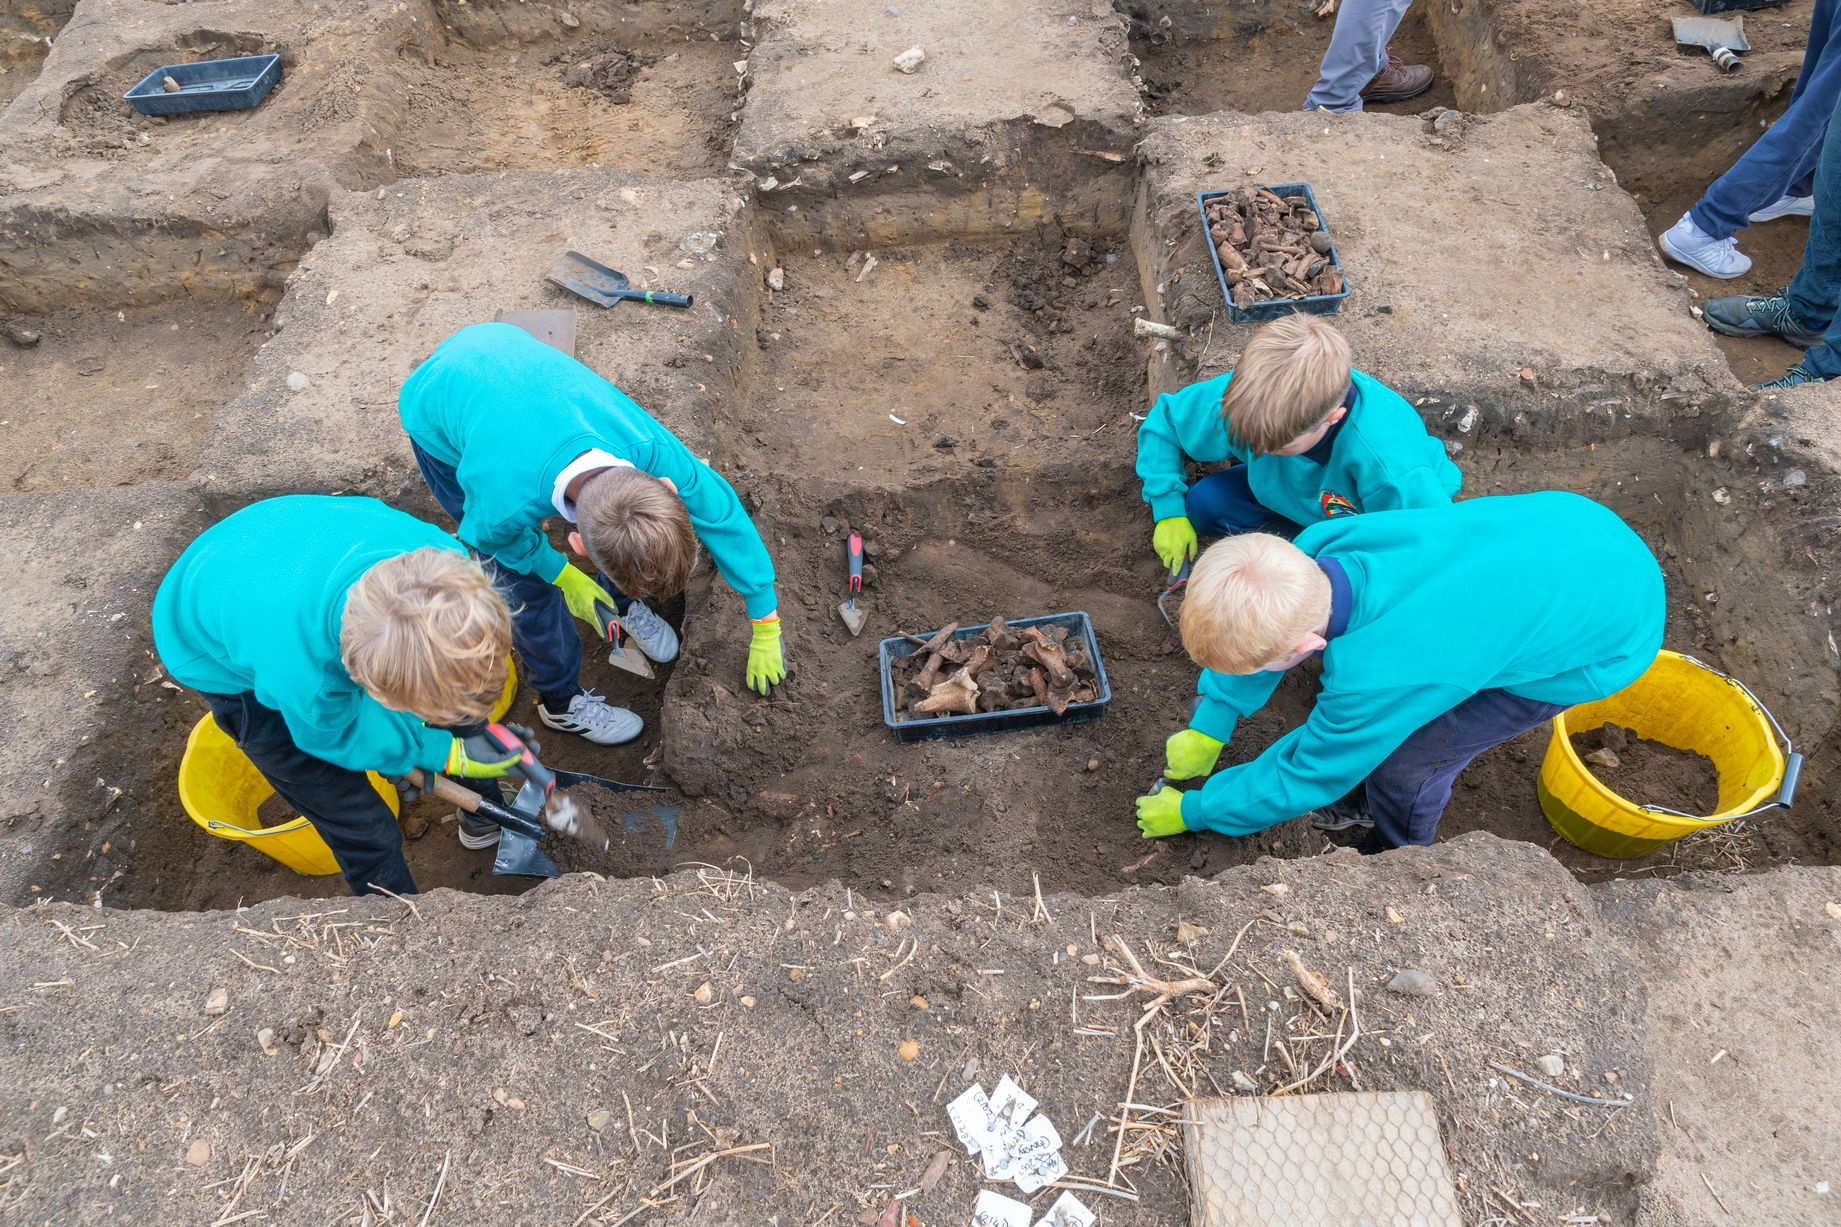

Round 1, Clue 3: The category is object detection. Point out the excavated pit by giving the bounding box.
[0,0,70,109]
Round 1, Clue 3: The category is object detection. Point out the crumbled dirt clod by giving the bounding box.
[1204,186,1342,306]
[554,45,652,104]
[1570,722,1719,815]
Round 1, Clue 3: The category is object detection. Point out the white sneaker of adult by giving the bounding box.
[1747,195,1815,224]
[1659,213,1752,279]
[617,599,680,663]
[538,689,644,746]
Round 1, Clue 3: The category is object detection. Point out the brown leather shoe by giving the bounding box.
[1360,52,1434,104]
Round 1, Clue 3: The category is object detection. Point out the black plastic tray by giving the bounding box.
[879,612,1111,744]
[1692,0,1787,12]
[122,54,282,117]
[1198,182,1350,324]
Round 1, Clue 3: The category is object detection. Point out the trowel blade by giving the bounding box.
[1672,14,1749,51]
[607,643,657,679]
[493,827,559,878]
[838,600,867,637]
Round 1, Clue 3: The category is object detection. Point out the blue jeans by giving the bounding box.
[1691,0,1841,238]
[1184,465,1301,538]
[1302,0,1414,111]
[410,442,628,707]
[201,690,416,896]
[1364,688,1568,848]
[1789,83,1841,378]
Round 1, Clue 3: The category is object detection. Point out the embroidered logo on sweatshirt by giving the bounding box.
[1319,490,1360,517]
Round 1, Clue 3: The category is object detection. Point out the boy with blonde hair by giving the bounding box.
[1134,493,1664,848]
[153,496,526,896]
[1135,313,1459,578]
[399,323,784,746]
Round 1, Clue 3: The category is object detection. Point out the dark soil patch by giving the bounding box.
[549,43,653,103]
[1571,722,1721,816]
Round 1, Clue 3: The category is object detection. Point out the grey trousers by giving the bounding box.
[1303,0,1415,112]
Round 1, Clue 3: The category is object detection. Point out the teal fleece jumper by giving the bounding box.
[1135,368,1460,525]
[1180,492,1665,836]
[399,322,778,618]
[152,496,465,778]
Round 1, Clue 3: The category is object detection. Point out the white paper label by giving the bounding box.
[947,1084,999,1156]
[1035,1191,1096,1227]
[970,1189,1033,1227]
[989,1075,1039,1132]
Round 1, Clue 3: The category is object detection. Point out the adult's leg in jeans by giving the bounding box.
[1183,466,1304,538]
[201,691,416,896]
[1690,0,1841,238]
[1364,689,1569,848]
[1789,87,1841,377]
[1302,0,1414,112]
[409,441,586,706]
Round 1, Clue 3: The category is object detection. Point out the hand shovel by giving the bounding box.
[1672,14,1749,71]
[837,532,867,636]
[592,596,656,679]
[547,250,695,310]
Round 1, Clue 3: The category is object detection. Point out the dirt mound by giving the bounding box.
[551,44,653,104]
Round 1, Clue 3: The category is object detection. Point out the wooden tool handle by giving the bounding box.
[408,769,484,813]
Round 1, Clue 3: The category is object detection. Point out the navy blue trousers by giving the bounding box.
[1691,0,1841,238]
[1364,688,1568,848]
[1184,465,1301,538]
[201,691,416,897]
[411,442,630,708]
[1790,84,1841,377]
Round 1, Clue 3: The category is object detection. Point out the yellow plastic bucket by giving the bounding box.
[177,659,520,874]
[1537,650,1799,858]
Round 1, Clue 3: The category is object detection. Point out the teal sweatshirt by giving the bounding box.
[1135,368,1461,525]
[152,496,463,778]
[1181,492,1665,836]
[399,322,778,619]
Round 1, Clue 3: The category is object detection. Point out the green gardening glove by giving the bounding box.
[1164,728,1225,780]
[555,563,619,640]
[1152,515,1198,577]
[444,727,524,779]
[1135,786,1187,839]
[746,616,786,695]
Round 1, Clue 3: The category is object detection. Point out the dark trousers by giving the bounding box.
[1184,465,1302,539]
[410,441,630,709]
[201,691,415,897]
[1692,0,1841,238]
[1363,688,1568,848]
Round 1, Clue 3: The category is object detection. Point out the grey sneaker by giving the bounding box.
[457,813,501,850]
[1703,292,1825,347]
[618,599,680,663]
[538,688,644,745]
[1311,795,1374,832]
[1748,194,1814,223]
[1753,364,1825,391]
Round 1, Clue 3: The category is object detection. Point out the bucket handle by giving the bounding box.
[1639,654,1802,822]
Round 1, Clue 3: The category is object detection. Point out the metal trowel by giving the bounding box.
[591,595,656,679]
[837,532,867,636]
[1673,14,1749,71]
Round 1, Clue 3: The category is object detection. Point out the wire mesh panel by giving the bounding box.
[1185,1092,1462,1227]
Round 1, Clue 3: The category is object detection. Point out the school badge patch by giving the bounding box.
[1319,490,1359,517]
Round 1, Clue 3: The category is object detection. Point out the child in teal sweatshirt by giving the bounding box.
[1136,492,1665,848]
[1134,314,1460,575]
[153,496,528,895]
[399,322,784,748]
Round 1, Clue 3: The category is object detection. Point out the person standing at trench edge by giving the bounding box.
[1301,0,1437,112]
[1133,493,1665,850]
[398,322,786,753]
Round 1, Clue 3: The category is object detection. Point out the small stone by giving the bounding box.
[560,10,580,26]
[891,46,926,74]
[1584,747,1620,769]
[1174,921,1209,944]
[1712,488,1731,505]
[1309,232,1334,255]
[1826,902,1841,920]
[1784,468,1807,487]
[1384,906,1404,924]
[162,75,182,93]
[185,1140,210,1166]
[971,295,990,311]
[587,1107,612,1131]
[256,1027,279,1056]
[285,371,310,393]
[1086,757,1101,772]
[766,267,785,291]
[1287,921,1311,937]
[202,987,228,1016]
[1536,1053,1566,1078]
[740,995,757,1008]
[1230,1070,1257,1091]
[787,967,803,982]
[1385,969,1438,996]
[910,994,928,1010]
[897,1039,920,1061]
[692,981,714,1005]
[1080,953,1100,966]
[1259,883,1290,897]
[884,909,911,933]
[1,321,41,347]
[1519,367,1537,385]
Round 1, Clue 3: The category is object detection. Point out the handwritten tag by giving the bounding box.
[1013,1143,1069,1196]
[947,1084,999,1155]
[1036,1191,1096,1227]
[970,1189,1033,1227]
[989,1075,1038,1132]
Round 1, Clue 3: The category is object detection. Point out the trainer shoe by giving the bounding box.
[1659,213,1751,278]
[1359,52,1434,104]
[618,599,680,663]
[538,688,644,746]
[1747,195,1815,224]
[1753,365,1825,390]
[457,813,502,850]
[1310,794,1375,832]
[1702,291,1825,347]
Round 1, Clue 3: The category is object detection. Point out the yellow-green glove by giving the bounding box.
[746,616,786,695]
[555,563,619,640]
[1152,515,1198,577]
[1164,728,1225,780]
[444,727,523,779]
[1135,786,1187,838]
